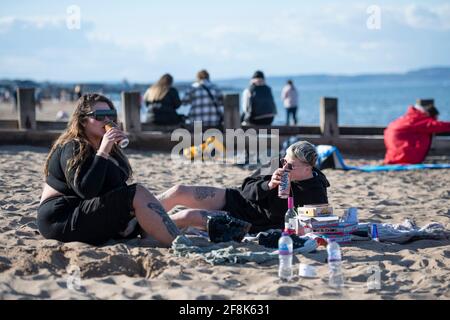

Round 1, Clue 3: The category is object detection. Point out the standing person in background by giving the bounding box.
[384,101,450,164]
[143,74,182,125]
[241,71,277,125]
[74,85,83,101]
[12,86,18,112]
[182,70,224,127]
[281,80,298,125]
[35,88,43,111]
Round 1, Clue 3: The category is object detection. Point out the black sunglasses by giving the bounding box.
[280,158,293,170]
[85,110,118,122]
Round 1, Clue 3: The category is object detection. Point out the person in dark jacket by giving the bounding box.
[38,93,181,246]
[158,140,330,234]
[143,73,182,125]
[241,70,277,125]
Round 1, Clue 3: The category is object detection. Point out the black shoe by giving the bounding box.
[206,215,252,243]
[258,230,308,249]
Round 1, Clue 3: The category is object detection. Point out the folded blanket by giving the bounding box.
[171,233,317,265]
[351,219,449,243]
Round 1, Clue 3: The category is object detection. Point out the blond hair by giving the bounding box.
[145,74,173,102]
[286,141,317,167]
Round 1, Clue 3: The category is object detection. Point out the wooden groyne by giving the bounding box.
[0,89,449,157]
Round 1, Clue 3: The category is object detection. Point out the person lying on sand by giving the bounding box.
[158,141,330,241]
[37,94,180,247]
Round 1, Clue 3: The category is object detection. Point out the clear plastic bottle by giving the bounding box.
[327,239,344,288]
[278,232,293,281]
[284,197,297,235]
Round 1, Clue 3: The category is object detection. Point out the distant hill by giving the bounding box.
[1,66,449,93]
[265,66,450,84]
[406,67,450,78]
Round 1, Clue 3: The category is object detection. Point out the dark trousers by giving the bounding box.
[249,117,274,125]
[286,107,297,125]
[241,113,274,125]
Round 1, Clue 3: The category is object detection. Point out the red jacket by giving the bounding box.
[384,106,450,164]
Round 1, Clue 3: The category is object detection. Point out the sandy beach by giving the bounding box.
[0,144,449,300]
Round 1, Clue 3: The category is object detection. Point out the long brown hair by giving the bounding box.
[43,93,133,181]
[145,73,173,102]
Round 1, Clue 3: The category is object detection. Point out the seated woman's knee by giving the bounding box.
[171,184,189,197]
[133,184,155,205]
[135,183,146,196]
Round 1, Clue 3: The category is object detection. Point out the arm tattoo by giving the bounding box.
[194,187,216,201]
[147,202,180,238]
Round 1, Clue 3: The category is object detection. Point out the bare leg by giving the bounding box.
[132,184,180,247]
[170,209,227,230]
[157,185,226,212]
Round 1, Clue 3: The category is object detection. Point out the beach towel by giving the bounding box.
[316,144,450,172]
[281,136,450,171]
[171,233,317,265]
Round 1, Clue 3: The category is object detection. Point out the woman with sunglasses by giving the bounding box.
[37,93,180,246]
[158,140,330,236]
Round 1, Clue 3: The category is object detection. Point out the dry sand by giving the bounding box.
[0,100,78,122]
[0,144,449,300]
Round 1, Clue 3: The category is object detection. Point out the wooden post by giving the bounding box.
[17,87,36,130]
[121,91,141,132]
[320,97,338,137]
[416,99,434,107]
[223,93,240,130]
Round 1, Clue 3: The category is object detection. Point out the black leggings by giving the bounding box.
[37,184,138,245]
[286,107,297,125]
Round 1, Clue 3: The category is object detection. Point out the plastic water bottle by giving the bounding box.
[278,232,293,281]
[284,197,297,235]
[327,239,344,288]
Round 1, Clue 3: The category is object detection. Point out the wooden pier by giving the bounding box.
[0,88,449,157]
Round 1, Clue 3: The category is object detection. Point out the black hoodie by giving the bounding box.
[237,167,330,230]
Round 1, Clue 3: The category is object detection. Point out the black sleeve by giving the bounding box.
[60,141,110,199]
[171,88,182,109]
[302,187,328,205]
[239,173,275,201]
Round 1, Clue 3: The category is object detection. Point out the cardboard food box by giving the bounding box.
[297,204,333,217]
[296,208,358,244]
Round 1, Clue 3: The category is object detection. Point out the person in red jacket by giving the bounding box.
[384,103,450,164]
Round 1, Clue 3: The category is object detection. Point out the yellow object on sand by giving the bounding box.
[183,137,225,160]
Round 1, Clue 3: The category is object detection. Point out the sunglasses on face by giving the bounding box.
[85,109,118,122]
[280,158,309,170]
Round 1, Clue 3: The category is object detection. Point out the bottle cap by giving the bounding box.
[287,197,294,209]
[371,223,379,241]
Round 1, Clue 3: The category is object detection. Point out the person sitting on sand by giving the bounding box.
[241,70,277,125]
[158,141,330,238]
[143,73,182,125]
[182,69,224,127]
[384,101,450,164]
[37,93,181,246]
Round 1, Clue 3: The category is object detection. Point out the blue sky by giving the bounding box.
[1,0,450,82]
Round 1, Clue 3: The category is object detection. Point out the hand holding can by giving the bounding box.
[104,121,129,149]
[278,163,292,199]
